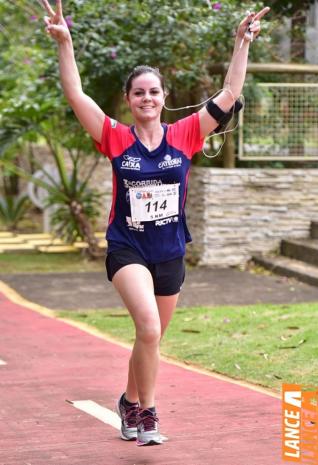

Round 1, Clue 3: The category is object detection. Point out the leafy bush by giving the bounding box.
[0,194,31,231]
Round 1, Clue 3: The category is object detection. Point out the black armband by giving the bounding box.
[206,99,243,133]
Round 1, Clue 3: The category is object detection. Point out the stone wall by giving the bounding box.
[186,167,318,267]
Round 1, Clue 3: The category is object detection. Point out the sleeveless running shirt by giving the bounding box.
[95,113,204,263]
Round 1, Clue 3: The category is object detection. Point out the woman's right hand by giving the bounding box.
[41,0,70,43]
[40,0,105,144]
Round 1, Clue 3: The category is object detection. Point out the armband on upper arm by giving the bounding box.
[206,99,243,133]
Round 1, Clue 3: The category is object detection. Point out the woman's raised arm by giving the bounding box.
[199,7,270,138]
[41,0,105,143]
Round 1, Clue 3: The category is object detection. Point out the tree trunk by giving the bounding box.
[222,128,236,168]
[291,13,307,62]
[2,158,20,196]
[70,200,104,259]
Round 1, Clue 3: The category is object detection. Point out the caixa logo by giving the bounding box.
[121,154,141,170]
[158,154,182,169]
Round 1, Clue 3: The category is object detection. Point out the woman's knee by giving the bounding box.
[136,321,161,344]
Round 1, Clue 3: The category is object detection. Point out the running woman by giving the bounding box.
[40,0,270,446]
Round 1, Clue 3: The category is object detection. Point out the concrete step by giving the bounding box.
[310,221,318,239]
[281,239,318,266]
[0,232,106,254]
[252,254,318,287]
[0,243,36,253]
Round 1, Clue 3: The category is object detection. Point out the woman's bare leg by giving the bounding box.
[124,293,180,403]
[112,264,161,409]
[156,293,180,337]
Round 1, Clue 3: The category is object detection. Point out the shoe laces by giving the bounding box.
[124,404,139,427]
[137,409,159,431]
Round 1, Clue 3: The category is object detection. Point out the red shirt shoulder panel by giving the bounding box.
[94,116,135,160]
[166,113,204,159]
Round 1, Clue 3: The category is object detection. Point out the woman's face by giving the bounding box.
[126,72,165,123]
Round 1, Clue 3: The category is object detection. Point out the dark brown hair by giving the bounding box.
[124,65,166,95]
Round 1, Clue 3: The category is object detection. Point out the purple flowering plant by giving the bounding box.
[212,2,222,10]
[65,15,73,29]
[110,48,117,60]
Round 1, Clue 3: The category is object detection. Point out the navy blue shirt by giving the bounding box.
[95,113,204,263]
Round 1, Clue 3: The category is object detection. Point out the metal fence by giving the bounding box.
[239,83,318,160]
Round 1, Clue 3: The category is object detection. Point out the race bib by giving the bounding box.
[129,183,180,222]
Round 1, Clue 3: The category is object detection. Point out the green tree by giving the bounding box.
[0,1,104,255]
[1,0,272,234]
[62,0,270,116]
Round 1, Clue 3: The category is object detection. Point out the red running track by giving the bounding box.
[0,286,281,465]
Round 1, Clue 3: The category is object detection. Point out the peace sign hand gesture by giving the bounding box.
[41,0,70,43]
[236,7,270,44]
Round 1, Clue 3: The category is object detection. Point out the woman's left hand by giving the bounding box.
[236,6,270,43]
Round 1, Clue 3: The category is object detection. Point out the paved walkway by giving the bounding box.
[2,265,318,311]
[0,283,281,465]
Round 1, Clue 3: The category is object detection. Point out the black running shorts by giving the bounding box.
[105,247,185,296]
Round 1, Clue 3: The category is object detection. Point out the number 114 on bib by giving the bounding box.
[129,183,180,222]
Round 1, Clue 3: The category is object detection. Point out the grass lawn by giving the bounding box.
[0,252,105,273]
[58,302,318,394]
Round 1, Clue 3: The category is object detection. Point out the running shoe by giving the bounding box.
[136,408,163,446]
[116,393,139,441]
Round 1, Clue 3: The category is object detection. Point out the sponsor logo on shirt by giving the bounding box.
[123,179,163,189]
[155,216,179,227]
[126,216,144,232]
[110,118,117,128]
[158,154,182,170]
[121,154,141,171]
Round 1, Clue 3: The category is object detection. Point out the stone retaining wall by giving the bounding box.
[186,167,318,267]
